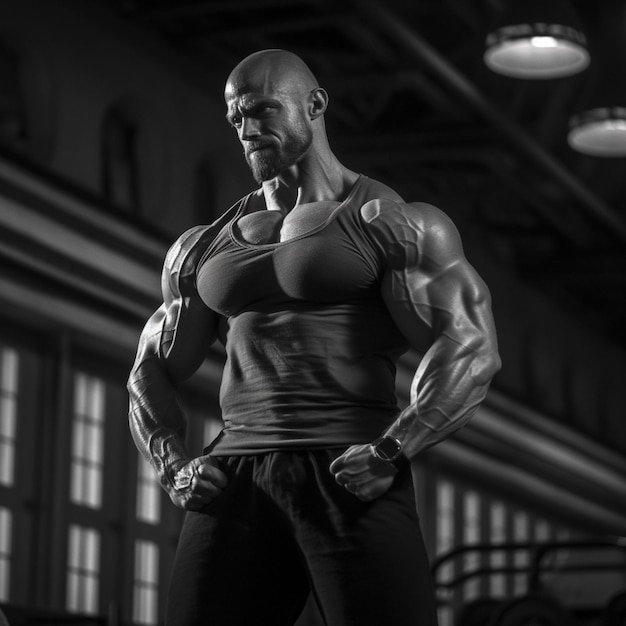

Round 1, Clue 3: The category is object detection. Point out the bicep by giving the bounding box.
[376,203,494,352]
[132,240,219,386]
[160,289,218,382]
[383,260,493,353]
[132,294,218,388]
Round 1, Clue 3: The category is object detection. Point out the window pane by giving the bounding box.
[463,491,481,601]
[0,443,14,487]
[436,479,455,585]
[133,541,159,625]
[136,456,160,525]
[70,373,105,509]
[66,572,80,611]
[87,423,104,463]
[73,372,88,414]
[0,45,28,148]
[86,466,102,509]
[0,348,19,487]
[0,397,16,437]
[83,576,98,612]
[1,349,18,392]
[71,420,85,458]
[535,519,551,542]
[84,529,100,572]
[513,511,530,595]
[436,480,455,555]
[435,479,455,621]
[102,109,141,214]
[489,501,507,597]
[0,507,12,601]
[438,606,454,626]
[66,525,100,615]
[87,378,105,423]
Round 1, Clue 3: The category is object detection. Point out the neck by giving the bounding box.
[261,149,358,215]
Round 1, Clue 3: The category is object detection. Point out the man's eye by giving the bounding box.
[231,116,242,128]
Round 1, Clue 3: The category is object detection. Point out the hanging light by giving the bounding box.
[484,1,590,79]
[567,3,626,157]
[568,108,626,157]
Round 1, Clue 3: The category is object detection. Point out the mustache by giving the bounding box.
[245,141,274,156]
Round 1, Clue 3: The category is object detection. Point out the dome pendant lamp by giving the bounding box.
[567,2,626,157]
[484,0,590,79]
[568,108,626,157]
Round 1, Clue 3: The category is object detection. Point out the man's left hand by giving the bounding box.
[330,444,399,502]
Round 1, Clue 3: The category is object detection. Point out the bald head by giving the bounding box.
[225,49,319,101]
[224,50,331,184]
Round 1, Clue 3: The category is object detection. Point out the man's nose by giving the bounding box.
[240,117,261,141]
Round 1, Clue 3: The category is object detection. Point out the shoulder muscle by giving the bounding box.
[162,200,243,303]
[162,225,213,304]
[360,199,463,273]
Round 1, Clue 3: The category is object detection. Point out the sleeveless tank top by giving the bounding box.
[196,175,409,454]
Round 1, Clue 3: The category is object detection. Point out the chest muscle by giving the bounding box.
[235,201,341,244]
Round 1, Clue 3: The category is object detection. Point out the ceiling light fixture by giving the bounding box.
[567,2,626,157]
[485,23,589,79]
[484,0,590,79]
[568,108,626,157]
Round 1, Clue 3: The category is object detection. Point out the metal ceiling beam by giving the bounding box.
[183,12,350,43]
[355,0,626,246]
[133,0,313,21]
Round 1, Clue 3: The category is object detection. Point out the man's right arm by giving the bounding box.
[127,226,225,509]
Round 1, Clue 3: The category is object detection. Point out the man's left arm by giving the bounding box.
[330,200,501,500]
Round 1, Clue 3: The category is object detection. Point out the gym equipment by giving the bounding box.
[458,598,502,626]
[486,593,575,626]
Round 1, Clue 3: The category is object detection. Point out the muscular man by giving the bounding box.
[128,49,500,626]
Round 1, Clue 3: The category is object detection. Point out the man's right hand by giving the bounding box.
[169,455,229,511]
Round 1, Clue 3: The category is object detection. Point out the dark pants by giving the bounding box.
[165,449,438,626]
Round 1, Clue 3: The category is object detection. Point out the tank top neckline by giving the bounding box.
[228,174,365,250]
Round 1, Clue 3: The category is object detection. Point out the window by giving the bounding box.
[463,491,481,601]
[436,480,455,626]
[136,455,160,525]
[0,507,12,601]
[133,540,159,625]
[512,511,530,596]
[0,347,18,487]
[436,479,455,555]
[535,519,551,542]
[67,525,100,615]
[101,108,141,214]
[194,156,218,224]
[0,44,27,149]
[432,475,589,625]
[100,97,166,222]
[489,501,507,597]
[70,372,105,509]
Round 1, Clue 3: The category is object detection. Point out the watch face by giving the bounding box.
[375,436,402,461]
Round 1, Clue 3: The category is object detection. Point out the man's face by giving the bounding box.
[225,84,313,184]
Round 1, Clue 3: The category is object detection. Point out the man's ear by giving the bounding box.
[309,87,328,120]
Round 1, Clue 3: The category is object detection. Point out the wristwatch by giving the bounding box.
[172,463,195,491]
[371,436,407,470]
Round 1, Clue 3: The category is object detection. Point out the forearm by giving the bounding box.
[385,335,500,459]
[128,224,221,495]
[128,355,191,492]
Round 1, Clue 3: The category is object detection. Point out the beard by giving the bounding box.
[245,126,313,184]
